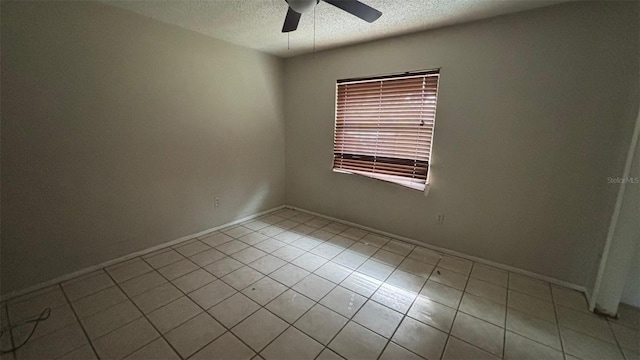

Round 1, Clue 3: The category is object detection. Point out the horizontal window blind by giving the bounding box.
[333,71,440,191]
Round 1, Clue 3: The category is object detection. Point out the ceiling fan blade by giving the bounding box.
[282,7,302,32]
[323,0,381,23]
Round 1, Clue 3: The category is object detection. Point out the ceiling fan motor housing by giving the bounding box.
[286,0,319,14]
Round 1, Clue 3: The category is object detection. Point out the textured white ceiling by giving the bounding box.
[104,0,564,57]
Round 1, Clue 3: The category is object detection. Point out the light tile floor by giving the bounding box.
[1,208,639,360]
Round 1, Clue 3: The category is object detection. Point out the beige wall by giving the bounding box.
[1,1,285,295]
[284,1,639,287]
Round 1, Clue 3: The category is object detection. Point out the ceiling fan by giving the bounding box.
[282,0,382,33]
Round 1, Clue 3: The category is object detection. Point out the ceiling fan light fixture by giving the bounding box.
[285,0,318,14]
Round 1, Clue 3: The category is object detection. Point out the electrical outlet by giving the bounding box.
[214,197,220,207]
[436,213,445,223]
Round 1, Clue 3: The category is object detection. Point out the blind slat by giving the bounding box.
[335,141,432,151]
[335,162,428,178]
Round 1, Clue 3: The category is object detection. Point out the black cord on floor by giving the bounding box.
[0,308,51,354]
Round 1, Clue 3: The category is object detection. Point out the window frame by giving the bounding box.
[332,69,441,191]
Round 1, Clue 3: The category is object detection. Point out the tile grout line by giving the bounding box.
[503,289,586,358]
[71,296,143,350]
[243,231,370,358]
[65,272,137,307]
[304,241,389,359]
[284,232,495,360]
[605,320,627,360]
[436,260,473,360]
[257,231,399,359]
[368,256,507,360]
[547,287,567,360]
[376,256,442,360]
[135,237,298,357]
[437,261,546,360]
[136,219,343,359]
[136,254,262,359]
[326,236,412,349]
[555,300,634,360]
[506,276,584,359]
[101,269,188,360]
[365,262,505,359]
[348,244,475,359]
[606,313,636,359]
[202,229,343,358]
[6,286,102,360]
[503,268,510,359]
[256,233,382,360]
[57,283,101,360]
[278,248,524,357]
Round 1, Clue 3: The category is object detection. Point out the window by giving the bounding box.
[332,70,440,191]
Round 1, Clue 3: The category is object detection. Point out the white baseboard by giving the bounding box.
[286,205,589,297]
[1,205,285,302]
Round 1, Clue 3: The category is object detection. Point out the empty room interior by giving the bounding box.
[1,0,639,359]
